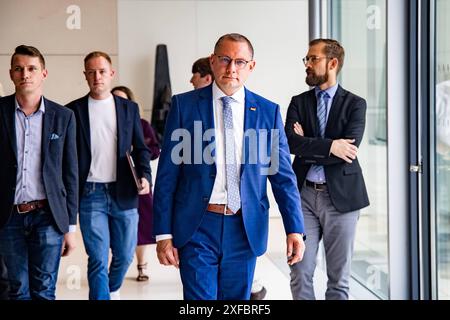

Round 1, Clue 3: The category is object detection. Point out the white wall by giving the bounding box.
[117,0,309,121]
[117,0,309,217]
[0,0,118,104]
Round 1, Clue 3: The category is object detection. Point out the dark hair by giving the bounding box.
[111,85,135,102]
[309,38,345,74]
[11,45,45,68]
[214,33,254,59]
[84,51,112,67]
[192,57,214,79]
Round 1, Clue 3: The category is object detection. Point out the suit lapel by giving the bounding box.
[2,95,18,159]
[42,98,55,163]
[196,86,216,164]
[242,88,259,176]
[325,85,344,136]
[78,94,91,150]
[307,90,319,137]
[114,95,126,155]
[197,85,214,132]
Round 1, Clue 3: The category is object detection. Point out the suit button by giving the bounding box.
[12,187,15,191]
[210,174,216,178]
[203,197,209,202]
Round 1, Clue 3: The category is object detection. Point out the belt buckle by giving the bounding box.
[314,183,325,191]
[224,205,234,216]
[17,204,30,214]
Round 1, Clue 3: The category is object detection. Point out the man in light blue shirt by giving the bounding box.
[0,45,78,300]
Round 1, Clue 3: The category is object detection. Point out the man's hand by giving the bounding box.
[138,177,150,195]
[293,122,304,136]
[330,139,358,163]
[286,233,305,266]
[156,239,179,269]
[61,232,76,257]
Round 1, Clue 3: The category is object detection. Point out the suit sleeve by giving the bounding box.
[285,96,367,166]
[268,104,305,234]
[132,104,151,182]
[152,95,182,236]
[63,110,79,226]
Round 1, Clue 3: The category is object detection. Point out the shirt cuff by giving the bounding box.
[156,234,173,242]
[68,225,77,233]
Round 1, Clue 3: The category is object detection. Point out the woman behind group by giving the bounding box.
[111,86,160,281]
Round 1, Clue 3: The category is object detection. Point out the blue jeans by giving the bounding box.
[0,207,63,300]
[79,182,138,300]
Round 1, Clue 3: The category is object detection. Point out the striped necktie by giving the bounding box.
[317,90,329,138]
[220,96,241,213]
[312,90,330,176]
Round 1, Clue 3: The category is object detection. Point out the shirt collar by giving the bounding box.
[15,96,46,114]
[212,82,245,104]
[315,83,338,100]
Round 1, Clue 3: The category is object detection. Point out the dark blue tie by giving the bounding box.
[220,96,240,213]
[317,90,329,138]
[312,90,329,176]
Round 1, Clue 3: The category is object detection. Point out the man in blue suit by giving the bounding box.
[153,33,305,300]
[0,45,78,299]
[66,51,151,300]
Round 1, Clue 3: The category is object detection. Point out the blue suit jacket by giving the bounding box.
[66,94,151,210]
[0,94,78,233]
[153,85,304,256]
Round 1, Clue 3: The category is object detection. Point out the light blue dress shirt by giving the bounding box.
[305,83,339,183]
[14,97,46,204]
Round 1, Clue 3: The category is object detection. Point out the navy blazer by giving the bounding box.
[285,85,370,212]
[153,85,304,256]
[0,94,78,233]
[66,94,151,210]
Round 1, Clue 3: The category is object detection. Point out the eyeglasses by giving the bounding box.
[302,56,329,66]
[214,54,252,69]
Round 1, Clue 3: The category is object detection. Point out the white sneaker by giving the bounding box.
[110,290,121,300]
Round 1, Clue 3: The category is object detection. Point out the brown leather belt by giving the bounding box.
[14,199,48,214]
[305,180,327,191]
[207,204,241,215]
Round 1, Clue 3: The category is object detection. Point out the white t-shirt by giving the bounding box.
[87,94,117,182]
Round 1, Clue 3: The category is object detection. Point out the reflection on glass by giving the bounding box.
[436,0,450,301]
[331,0,388,299]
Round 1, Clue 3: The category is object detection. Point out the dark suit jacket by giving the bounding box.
[285,85,370,213]
[0,94,78,233]
[66,94,151,210]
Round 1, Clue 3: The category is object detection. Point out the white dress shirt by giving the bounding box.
[156,83,246,242]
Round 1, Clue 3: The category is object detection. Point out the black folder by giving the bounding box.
[126,151,144,192]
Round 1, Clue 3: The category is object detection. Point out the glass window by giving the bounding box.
[331,0,389,299]
[435,0,450,301]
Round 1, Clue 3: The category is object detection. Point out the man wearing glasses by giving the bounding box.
[153,33,306,300]
[285,39,369,300]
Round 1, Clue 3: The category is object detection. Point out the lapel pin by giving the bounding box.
[250,107,257,111]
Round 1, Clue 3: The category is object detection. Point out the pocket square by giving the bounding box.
[50,133,60,140]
